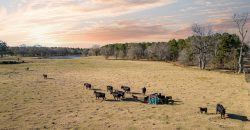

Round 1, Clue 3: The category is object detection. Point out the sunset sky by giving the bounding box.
[0,0,250,48]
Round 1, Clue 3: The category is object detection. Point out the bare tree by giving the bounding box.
[100,46,113,59]
[233,13,249,73]
[144,43,170,61]
[191,24,214,70]
[118,50,126,58]
[127,44,144,60]
[90,44,100,56]
[114,47,119,59]
[144,43,158,60]
[156,43,170,61]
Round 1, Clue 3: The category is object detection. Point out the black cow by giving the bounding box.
[142,87,146,95]
[216,104,226,119]
[144,96,149,103]
[107,85,113,92]
[199,107,208,114]
[165,96,173,104]
[121,86,131,93]
[84,83,92,89]
[111,91,123,100]
[158,93,166,104]
[93,91,106,100]
[43,74,47,79]
[114,90,125,98]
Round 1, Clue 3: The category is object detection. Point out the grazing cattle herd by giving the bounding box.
[82,82,227,119]
[37,70,228,120]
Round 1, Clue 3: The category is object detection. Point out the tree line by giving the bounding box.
[0,42,90,57]
[100,31,248,71]
[10,46,90,57]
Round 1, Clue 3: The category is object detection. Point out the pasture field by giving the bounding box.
[0,56,249,130]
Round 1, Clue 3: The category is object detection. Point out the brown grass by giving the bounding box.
[0,56,249,130]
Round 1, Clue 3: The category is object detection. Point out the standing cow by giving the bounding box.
[93,91,106,100]
[216,104,226,119]
[121,86,131,93]
[43,74,47,79]
[84,83,92,89]
[107,85,113,92]
[142,87,146,95]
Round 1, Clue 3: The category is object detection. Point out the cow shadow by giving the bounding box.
[105,99,122,102]
[131,92,142,95]
[160,99,183,105]
[46,78,55,80]
[159,102,182,105]
[91,88,102,91]
[169,102,182,105]
[227,113,249,121]
[105,98,144,103]
[122,98,144,103]
[26,70,35,71]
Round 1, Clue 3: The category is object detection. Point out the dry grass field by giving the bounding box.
[0,56,250,130]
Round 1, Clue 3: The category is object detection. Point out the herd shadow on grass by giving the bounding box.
[105,97,182,105]
[105,98,143,103]
[105,97,146,103]
[104,93,182,105]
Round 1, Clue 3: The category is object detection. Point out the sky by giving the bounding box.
[0,0,250,48]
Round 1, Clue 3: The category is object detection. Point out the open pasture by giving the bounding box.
[0,56,249,130]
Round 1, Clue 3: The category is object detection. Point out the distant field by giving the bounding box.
[0,56,249,130]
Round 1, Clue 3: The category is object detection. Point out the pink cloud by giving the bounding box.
[0,0,176,47]
[0,0,249,48]
[59,20,170,45]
